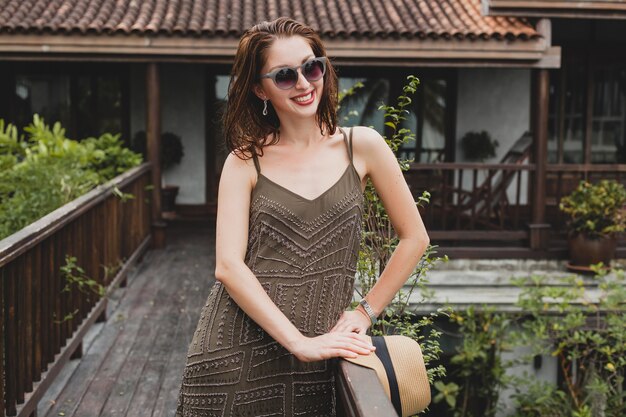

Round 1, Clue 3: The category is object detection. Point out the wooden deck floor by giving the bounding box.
[38,219,214,417]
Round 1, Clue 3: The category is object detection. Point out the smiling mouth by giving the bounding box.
[292,91,314,103]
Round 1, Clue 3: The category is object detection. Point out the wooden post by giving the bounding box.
[146,62,167,248]
[529,68,551,250]
[205,71,218,212]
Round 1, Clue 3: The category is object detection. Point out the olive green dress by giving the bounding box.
[176,128,363,417]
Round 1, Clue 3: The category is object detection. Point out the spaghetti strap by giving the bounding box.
[349,127,354,163]
[251,150,261,174]
[340,127,354,163]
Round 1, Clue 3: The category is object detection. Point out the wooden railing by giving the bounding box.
[336,360,398,416]
[406,162,535,240]
[0,163,152,417]
[403,162,626,256]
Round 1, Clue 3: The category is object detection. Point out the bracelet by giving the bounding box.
[359,298,378,325]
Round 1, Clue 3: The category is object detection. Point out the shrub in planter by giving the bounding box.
[0,115,142,240]
[460,131,499,162]
[559,180,626,269]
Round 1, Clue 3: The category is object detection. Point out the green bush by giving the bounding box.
[0,115,142,240]
[559,180,626,238]
[511,270,626,417]
[433,307,510,417]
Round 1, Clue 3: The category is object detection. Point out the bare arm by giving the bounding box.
[214,152,375,361]
[331,127,429,333]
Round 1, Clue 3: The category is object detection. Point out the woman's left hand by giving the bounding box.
[329,309,371,334]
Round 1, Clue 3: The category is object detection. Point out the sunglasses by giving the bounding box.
[259,57,327,90]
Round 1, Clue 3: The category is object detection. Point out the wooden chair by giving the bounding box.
[438,131,533,230]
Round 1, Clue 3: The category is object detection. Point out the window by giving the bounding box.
[548,52,626,164]
[338,69,454,163]
[591,65,626,163]
[5,63,128,142]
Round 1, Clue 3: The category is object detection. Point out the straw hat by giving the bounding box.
[343,335,431,417]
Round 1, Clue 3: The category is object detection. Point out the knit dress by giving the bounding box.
[176,128,363,417]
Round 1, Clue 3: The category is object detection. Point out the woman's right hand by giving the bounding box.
[288,332,376,362]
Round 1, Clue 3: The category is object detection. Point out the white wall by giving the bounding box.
[130,63,206,205]
[455,68,532,203]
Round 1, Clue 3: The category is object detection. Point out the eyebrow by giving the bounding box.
[267,55,315,73]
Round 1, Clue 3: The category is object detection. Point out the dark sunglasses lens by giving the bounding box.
[274,68,298,89]
[303,59,325,81]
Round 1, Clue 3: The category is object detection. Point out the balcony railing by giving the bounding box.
[405,162,626,256]
[0,163,152,417]
[336,360,398,416]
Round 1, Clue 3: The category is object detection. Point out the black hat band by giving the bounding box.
[372,336,402,416]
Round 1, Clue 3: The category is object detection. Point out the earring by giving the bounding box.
[262,99,268,116]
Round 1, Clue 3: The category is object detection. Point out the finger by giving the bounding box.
[333,349,359,359]
[340,342,374,355]
[346,333,376,350]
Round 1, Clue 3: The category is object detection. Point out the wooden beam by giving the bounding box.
[146,62,166,248]
[530,69,550,250]
[430,230,529,241]
[205,71,218,205]
[0,34,562,68]
[484,0,626,18]
[437,246,568,259]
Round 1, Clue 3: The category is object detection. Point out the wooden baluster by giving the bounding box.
[515,169,522,229]
[61,225,71,348]
[456,169,464,229]
[484,168,493,227]
[43,238,53,367]
[33,245,42,382]
[5,263,17,416]
[470,169,478,229]
[71,218,80,337]
[441,169,449,230]
[53,232,61,356]
[23,253,34,393]
[16,257,26,404]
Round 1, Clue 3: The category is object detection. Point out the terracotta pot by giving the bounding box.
[568,233,617,267]
[161,185,179,213]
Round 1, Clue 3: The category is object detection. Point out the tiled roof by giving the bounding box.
[484,0,626,19]
[0,0,539,40]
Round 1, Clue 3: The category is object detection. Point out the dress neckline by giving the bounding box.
[255,164,354,203]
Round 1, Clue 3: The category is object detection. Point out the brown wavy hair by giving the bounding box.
[223,17,338,159]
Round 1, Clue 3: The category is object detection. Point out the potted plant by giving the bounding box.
[559,179,626,271]
[131,131,184,216]
[460,130,499,161]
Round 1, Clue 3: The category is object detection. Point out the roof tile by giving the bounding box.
[0,0,540,40]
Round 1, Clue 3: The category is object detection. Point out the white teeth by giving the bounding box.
[293,92,312,102]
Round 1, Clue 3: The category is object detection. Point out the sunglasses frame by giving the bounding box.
[259,57,327,90]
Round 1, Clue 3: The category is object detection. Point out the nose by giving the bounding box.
[294,67,311,90]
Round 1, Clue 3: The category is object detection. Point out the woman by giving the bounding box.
[176,17,429,417]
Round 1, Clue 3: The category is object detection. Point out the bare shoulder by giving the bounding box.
[352,126,385,145]
[221,150,258,189]
[349,126,393,175]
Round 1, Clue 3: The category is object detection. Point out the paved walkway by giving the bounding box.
[39,219,214,417]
